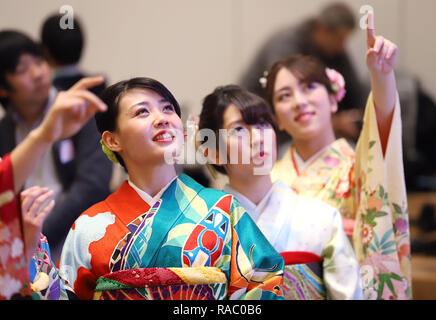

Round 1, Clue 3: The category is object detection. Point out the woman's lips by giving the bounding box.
[153,130,175,142]
[295,111,315,123]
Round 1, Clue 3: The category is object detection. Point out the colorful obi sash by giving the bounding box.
[281,252,326,300]
[93,267,228,300]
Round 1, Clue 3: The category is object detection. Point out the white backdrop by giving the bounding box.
[0,0,435,119]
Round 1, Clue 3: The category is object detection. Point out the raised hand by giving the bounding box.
[20,186,55,263]
[366,11,398,75]
[36,76,107,143]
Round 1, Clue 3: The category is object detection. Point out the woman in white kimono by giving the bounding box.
[265,13,411,299]
[198,84,362,300]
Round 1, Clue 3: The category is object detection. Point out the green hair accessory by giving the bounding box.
[100,139,119,164]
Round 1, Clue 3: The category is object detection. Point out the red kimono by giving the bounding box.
[0,154,32,299]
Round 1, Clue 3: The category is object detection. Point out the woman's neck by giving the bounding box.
[228,172,272,206]
[293,130,336,161]
[128,162,177,197]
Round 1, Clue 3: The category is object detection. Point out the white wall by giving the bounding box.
[0,0,435,118]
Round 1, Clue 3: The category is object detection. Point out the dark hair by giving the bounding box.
[265,54,334,112]
[41,14,84,65]
[95,77,181,169]
[317,2,356,31]
[0,30,44,90]
[199,84,277,175]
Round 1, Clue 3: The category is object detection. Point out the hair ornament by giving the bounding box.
[259,71,269,89]
[100,139,119,164]
[325,68,346,102]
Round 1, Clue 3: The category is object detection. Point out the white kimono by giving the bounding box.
[224,180,363,300]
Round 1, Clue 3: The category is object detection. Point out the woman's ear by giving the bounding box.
[102,130,122,153]
[329,95,338,114]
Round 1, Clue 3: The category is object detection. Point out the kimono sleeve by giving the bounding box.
[29,234,68,300]
[227,198,284,300]
[322,209,363,300]
[58,213,104,300]
[0,154,32,299]
[353,92,412,299]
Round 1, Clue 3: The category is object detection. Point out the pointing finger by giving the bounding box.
[70,76,105,92]
[366,10,376,48]
[70,90,107,114]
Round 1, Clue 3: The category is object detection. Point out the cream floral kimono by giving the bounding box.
[271,92,412,300]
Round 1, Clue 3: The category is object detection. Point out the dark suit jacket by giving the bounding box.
[0,105,112,259]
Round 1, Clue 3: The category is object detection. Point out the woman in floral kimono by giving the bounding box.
[265,13,411,299]
[58,77,284,300]
[198,84,362,299]
[0,76,106,299]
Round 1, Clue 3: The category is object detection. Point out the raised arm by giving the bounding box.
[365,11,398,155]
[10,76,107,193]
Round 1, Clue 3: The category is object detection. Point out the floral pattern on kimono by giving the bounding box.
[271,92,412,299]
[59,174,284,300]
[29,234,68,300]
[0,154,32,299]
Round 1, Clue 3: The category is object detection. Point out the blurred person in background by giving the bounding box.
[0,30,112,262]
[239,2,368,147]
[40,13,106,95]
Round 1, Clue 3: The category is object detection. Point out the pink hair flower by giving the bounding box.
[325,68,346,102]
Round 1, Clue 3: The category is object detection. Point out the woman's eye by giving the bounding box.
[306,82,317,90]
[163,104,175,112]
[135,108,149,117]
[277,92,291,102]
[259,121,270,128]
[229,126,248,136]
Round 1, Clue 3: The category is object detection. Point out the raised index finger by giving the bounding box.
[70,76,105,91]
[366,10,376,48]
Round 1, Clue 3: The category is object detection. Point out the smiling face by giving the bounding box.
[272,67,337,143]
[103,88,184,169]
[221,104,277,177]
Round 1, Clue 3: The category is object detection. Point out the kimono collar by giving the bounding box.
[291,138,351,173]
[128,176,178,208]
[223,183,274,222]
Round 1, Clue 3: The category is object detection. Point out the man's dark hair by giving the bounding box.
[317,2,356,31]
[0,30,43,90]
[41,13,84,65]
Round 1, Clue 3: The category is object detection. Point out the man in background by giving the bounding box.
[239,2,368,144]
[0,30,112,261]
[40,13,106,95]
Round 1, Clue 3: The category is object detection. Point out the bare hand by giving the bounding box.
[366,11,398,75]
[20,186,55,263]
[37,76,107,143]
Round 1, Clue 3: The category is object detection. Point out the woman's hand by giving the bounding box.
[364,11,398,156]
[366,11,398,76]
[20,186,55,264]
